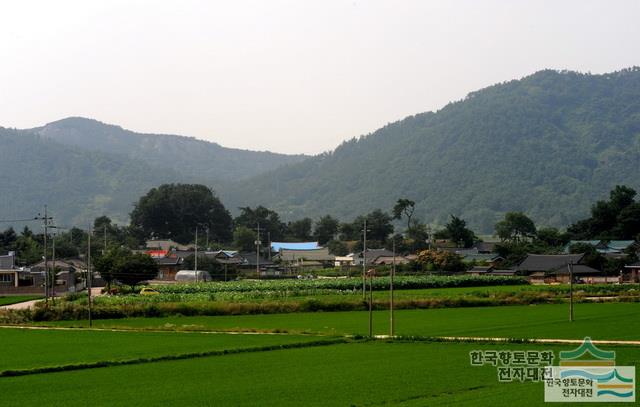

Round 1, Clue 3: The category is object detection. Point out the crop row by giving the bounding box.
[152,275,528,294]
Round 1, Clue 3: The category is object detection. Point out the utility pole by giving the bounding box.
[103,224,107,254]
[87,228,92,328]
[194,226,199,283]
[362,219,367,299]
[390,239,395,337]
[568,261,574,322]
[426,225,432,250]
[368,269,373,337]
[267,231,271,261]
[43,205,49,305]
[51,231,56,303]
[255,223,261,279]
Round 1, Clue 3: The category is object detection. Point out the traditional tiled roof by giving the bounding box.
[277,248,335,262]
[551,264,603,275]
[517,253,585,272]
[606,240,635,251]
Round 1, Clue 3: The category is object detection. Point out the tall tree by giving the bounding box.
[392,199,416,231]
[357,209,394,242]
[233,226,257,252]
[568,185,638,239]
[96,247,158,289]
[313,215,339,245]
[130,184,233,244]
[286,218,313,241]
[438,215,476,248]
[495,212,537,243]
[234,206,286,241]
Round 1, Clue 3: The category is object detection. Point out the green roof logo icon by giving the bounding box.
[559,337,616,366]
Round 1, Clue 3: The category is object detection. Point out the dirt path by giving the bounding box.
[0,287,103,311]
[0,299,43,310]
[374,335,640,346]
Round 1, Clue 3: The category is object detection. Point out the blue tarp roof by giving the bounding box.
[270,242,319,251]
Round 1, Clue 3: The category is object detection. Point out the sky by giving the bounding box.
[1,1,639,155]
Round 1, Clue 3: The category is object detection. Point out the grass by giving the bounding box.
[37,301,640,340]
[0,327,324,371]
[0,296,41,306]
[1,340,638,406]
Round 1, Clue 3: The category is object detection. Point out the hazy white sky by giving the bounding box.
[1,1,639,154]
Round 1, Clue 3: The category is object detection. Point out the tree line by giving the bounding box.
[3,183,640,274]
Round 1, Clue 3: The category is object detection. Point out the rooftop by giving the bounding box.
[271,242,320,251]
[517,253,585,272]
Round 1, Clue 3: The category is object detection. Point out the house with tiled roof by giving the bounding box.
[517,253,606,284]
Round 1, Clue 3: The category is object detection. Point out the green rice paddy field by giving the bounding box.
[0,336,638,406]
[41,302,640,340]
[3,301,639,405]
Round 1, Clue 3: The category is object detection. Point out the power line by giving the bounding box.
[0,217,40,223]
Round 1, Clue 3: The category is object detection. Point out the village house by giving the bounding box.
[0,252,21,292]
[517,253,608,284]
[30,259,83,293]
[353,249,395,266]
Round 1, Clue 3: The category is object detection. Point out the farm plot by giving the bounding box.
[1,340,638,406]
[39,301,640,341]
[0,327,327,372]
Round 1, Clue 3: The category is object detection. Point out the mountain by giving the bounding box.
[0,128,184,226]
[223,68,640,232]
[33,117,306,181]
[0,119,305,227]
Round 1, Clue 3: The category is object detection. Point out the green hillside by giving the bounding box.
[222,68,640,232]
[34,117,306,181]
[0,129,186,226]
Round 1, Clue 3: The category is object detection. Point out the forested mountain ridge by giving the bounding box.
[0,128,186,226]
[33,117,307,181]
[222,68,640,232]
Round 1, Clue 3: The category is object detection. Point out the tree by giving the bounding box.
[234,206,286,241]
[439,215,476,248]
[111,251,159,289]
[568,185,638,239]
[286,218,313,241]
[615,202,640,239]
[233,226,257,252]
[327,239,348,256]
[0,227,17,252]
[314,215,339,245]
[130,184,233,244]
[495,212,536,243]
[392,199,416,231]
[535,227,569,248]
[339,222,359,241]
[360,209,394,242]
[404,223,430,252]
[94,246,130,290]
[417,249,465,272]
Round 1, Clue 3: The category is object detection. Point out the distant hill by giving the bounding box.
[0,128,184,226]
[0,118,304,227]
[33,117,306,181]
[222,68,640,232]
